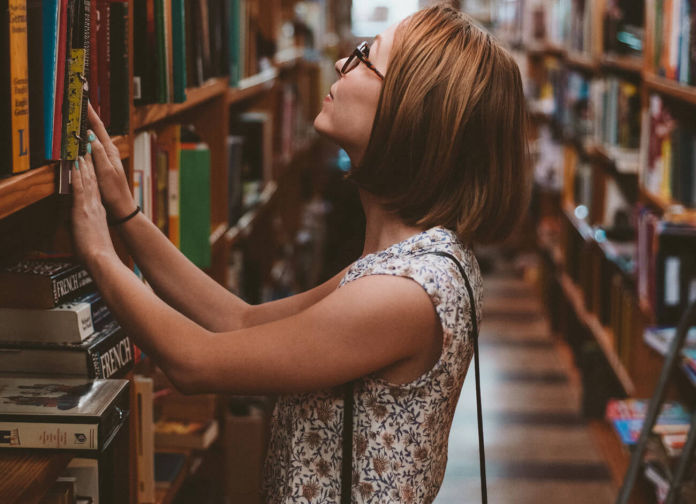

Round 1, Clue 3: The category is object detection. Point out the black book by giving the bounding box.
[27,0,44,169]
[655,223,696,325]
[0,259,93,309]
[109,0,129,132]
[0,376,129,452]
[0,320,134,378]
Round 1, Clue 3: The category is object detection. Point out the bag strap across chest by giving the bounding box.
[341,250,487,503]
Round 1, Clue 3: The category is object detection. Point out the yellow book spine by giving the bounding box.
[63,48,86,160]
[9,0,29,173]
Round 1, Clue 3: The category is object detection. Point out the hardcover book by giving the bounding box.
[0,291,111,344]
[154,418,218,450]
[0,0,31,175]
[0,376,129,452]
[0,259,93,309]
[0,320,134,378]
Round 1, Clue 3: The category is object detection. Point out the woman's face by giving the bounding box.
[313,24,396,165]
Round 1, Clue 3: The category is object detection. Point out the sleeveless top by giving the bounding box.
[263,225,483,503]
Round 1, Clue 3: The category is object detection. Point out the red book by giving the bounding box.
[51,0,69,159]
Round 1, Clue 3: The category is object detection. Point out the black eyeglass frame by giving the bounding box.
[341,41,385,80]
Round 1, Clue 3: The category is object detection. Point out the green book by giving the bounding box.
[229,0,242,86]
[171,0,186,102]
[179,143,211,269]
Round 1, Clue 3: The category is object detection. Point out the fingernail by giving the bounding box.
[88,132,96,142]
[86,143,92,154]
[74,159,80,170]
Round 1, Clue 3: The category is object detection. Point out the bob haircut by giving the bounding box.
[347,4,531,245]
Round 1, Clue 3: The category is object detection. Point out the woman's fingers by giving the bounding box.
[87,103,121,163]
[72,159,84,198]
[87,130,112,177]
[87,102,110,144]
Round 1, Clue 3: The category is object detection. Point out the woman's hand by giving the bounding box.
[87,102,137,220]
[71,155,118,264]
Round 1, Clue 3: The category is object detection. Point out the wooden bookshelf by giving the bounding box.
[0,451,73,504]
[643,72,696,106]
[132,77,229,131]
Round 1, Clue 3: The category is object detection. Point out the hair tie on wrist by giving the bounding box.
[109,206,141,227]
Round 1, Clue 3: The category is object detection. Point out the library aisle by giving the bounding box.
[437,253,617,504]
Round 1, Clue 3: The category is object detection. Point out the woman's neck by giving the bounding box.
[359,189,429,258]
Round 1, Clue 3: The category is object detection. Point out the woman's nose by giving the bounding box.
[335,58,347,77]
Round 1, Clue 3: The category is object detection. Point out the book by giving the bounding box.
[1,0,31,175]
[0,259,93,309]
[171,0,187,102]
[60,458,99,503]
[42,0,60,160]
[134,376,155,503]
[154,418,218,450]
[27,0,44,169]
[0,291,111,344]
[51,0,69,159]
[179,141,211,268]
[644,326,696,355]
[108,0,129,135]
[0,320,134,378]
[226,135,244,224]
[0,376,129,451]
[606,398,691,445]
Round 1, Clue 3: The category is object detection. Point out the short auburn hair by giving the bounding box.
[347,4,531,244]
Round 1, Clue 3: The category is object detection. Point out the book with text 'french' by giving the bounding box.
[0,320,134,379]
[1,0,30,175]
[0,376,129,452]
[0,259,93,309]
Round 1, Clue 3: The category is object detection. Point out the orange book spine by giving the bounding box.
[9,0,30,173]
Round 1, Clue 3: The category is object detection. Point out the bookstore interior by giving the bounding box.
[1,0,696,503]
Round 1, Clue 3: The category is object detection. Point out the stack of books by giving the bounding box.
[605,398,691,446]
[0,258,134,378]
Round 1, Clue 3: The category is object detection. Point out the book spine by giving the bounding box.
[8,0,30,173]
[171,0,186,102]
[88,331,133,378]
[98,0,110,128]
[27,0,44,169]
[61,0,87,160]
[134,376,155,502]
[42,0,59,160]
[167,125,181,246]
[52,0,68,159]
[49,267,93,306]
[108,1,128,134]
[0,422,98,450]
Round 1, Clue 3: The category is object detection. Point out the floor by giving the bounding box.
[436,256,617,504]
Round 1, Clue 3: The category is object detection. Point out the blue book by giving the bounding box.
[42,0,59,160]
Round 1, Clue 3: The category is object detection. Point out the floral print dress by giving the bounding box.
[263,225,483,503]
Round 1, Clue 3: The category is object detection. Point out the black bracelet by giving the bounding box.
[108,206,141,227]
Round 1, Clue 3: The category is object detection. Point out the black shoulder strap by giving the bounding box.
[341,250,487,504]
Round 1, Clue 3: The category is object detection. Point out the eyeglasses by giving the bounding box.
[341,41,385,80]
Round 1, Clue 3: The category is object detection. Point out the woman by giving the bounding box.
[71,4,529,503]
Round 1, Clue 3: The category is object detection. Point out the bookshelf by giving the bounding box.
[0,0,335,501]
[500,0,696,501]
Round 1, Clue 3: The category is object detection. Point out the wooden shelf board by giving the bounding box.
[0,451,73,504]
[273,47,304,70]
[638,187,696,220]
[565,51,600,73]
[643,72,696,106]
[558,272,636,395]
[0,165,57,220]
[133,78,229,131]
[601,54,643,75]
[228,68,278,105]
